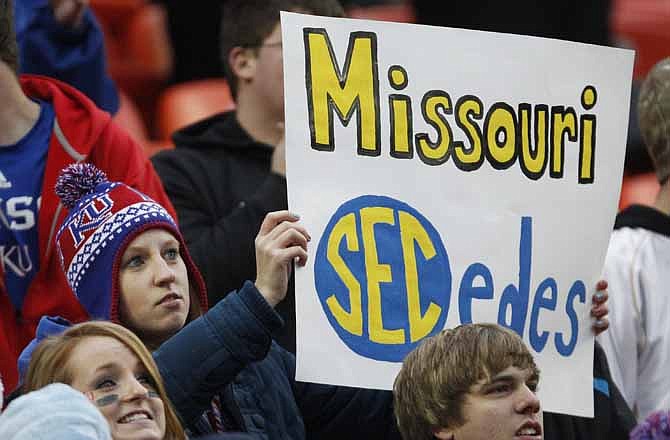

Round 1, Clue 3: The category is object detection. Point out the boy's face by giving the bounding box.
[246,22,286,119]
[118,229,190,347]
[435,366,542,440]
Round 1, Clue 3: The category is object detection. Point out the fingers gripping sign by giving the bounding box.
[254,211,311,307]
[591,279,609,335]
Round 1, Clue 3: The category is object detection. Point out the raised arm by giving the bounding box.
[16,0,119,113]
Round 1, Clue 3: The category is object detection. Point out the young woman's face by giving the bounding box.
[118,229,191,348]
[67,336,166,440]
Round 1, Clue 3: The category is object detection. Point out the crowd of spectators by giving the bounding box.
[1,0,669,439]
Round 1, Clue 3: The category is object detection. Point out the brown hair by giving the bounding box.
[0,0,19,74]
[220,0,344,97]
[638,57,670,184]
[23,321,186,440]
[393,323,540,440]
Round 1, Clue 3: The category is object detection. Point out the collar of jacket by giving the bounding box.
[615,204,670,238]
[171,110,275,162]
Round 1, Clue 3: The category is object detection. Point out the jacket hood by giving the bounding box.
[171,111,274,161]
[20,75,111,157]
[17,316,72,381]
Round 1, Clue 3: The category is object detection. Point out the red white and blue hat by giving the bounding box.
[54,163,207,322]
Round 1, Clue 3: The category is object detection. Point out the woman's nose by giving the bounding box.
[153,256,176,285]
[122,376,150,402]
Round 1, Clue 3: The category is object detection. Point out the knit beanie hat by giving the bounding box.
[629,409,670,440]
[638,57,670,183]
[54,163,207,323]
[0,383,112,440]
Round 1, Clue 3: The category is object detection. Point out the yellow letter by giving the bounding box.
[304,29,380,155]
[416,91,453,166]
[390,96,413,157]
[360,207,405,344]
[484,103,518,169]
[453,95,484,171]
[519,104,548,180]
[398,211,442,342]
[388,65,413,158]
[550,106,577,178]
[579,86,598,184]
[579,116,596,183]
[326,213,363,336]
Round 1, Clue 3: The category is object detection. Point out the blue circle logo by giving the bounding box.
[314,195,451,361]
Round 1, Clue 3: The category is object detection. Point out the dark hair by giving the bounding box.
[220,0,344,97]
[0,0,19,74]
[393,323,540,440]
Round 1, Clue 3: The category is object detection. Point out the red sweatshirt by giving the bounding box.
[0,75,176,395]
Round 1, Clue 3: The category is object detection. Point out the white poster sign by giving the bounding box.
[282,11,634,417]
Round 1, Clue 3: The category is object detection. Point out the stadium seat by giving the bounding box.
[619,172,660,210]
[113,90,149,142]
[112,91,174,157]
[155,79,235,140]
[611,0,670,79]
[91,1,173,129]
[346,1,415,23]
[90,0,145,29]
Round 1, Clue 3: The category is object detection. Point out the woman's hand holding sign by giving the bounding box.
[255,211,310,308]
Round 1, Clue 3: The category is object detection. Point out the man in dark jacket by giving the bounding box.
[151,0,346,354]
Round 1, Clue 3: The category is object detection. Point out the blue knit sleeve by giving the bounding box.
[15,0,119,114]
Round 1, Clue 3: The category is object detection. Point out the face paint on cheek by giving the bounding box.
[95,394,120,407]
[91,390,160,407]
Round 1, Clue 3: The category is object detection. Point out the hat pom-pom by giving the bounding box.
[55,164,108,209]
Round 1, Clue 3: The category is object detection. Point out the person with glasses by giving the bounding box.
[151,0,346,354]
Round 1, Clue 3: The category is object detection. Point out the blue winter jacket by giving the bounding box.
[14,0,119,113]
[155,281,401,439]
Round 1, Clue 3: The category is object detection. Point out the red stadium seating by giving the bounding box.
[619,172,660,210]
[91,1,173,130]
[113,90,149,141]
[89,0,144,29]
[346,1,415,23]
[113,91,174,157]
[611,0,670,80]
[155,79,235,141]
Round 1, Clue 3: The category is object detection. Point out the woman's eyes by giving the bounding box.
[94,375,156,392]
[123,246,180,268]
[125,256,144,268]
[94,378,117,390]
[137,374,158,390]
[164,247,180,260]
